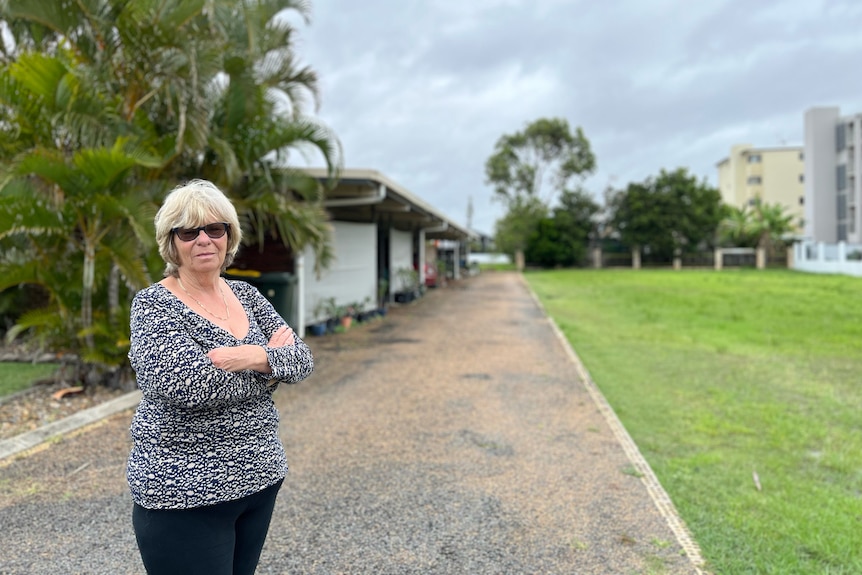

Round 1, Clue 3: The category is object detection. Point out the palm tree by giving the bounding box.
[191,0,342,272]
[750,199,795,252]
[0,0,341,384]
[0,26,161,380]
[719,205,757,247]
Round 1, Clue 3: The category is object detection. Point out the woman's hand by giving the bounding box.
[268,326,295,348]
[207,326,295,373]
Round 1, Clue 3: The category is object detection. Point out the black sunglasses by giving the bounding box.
[172,223,230,242]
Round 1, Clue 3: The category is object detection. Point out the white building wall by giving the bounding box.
[805,107,840,242]
[848,116,862,243]
[390,229,414,292]
[303,221,377,323]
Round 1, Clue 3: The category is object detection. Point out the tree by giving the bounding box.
[186,0,342,272]
[606,168,723,260]
[749,199,795,252]
[524,187,600,268]
[0,0,341,386]
[493,195,547,262]
[718,205,757,247]
[0,31,161,383]
[486,118,595,265]
[552,187,601,265]
[718,201,796,251]
[485,117,596,206]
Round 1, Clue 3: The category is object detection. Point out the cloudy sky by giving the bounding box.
[289,0,862,235]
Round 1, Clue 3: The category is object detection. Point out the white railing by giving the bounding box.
[793,240,862,277]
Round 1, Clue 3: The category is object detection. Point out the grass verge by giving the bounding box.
[0,363,59,399]
[526,269,862,575]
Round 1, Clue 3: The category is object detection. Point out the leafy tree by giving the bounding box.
[524,187,600,268]
[0,0,340,386]
[486,118,595,262]
[493,196,547,261]
[485,117,596,205]
[750,199,795,251]
[524,218,566,268]
[718,205,757,247]
[553,187,601,265]
[0,29,161,383]
[606,168,723,259]
[718,200,796,251]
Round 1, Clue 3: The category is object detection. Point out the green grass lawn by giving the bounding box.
[0,363,59,398]
[526,269,862,575]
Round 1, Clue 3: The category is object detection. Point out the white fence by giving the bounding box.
[792,240,862,277]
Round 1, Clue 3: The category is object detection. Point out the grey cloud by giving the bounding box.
[295,0,862,234]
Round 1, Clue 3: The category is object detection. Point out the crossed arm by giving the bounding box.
[206,326,295,373]
[129,284,313,409]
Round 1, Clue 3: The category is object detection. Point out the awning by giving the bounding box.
[303,168,476,242]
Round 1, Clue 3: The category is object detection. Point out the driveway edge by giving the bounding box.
[0,389,141,461]
[520,274,707,574]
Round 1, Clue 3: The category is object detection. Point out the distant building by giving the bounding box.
[716,144,805,230]
[804,106,862,243]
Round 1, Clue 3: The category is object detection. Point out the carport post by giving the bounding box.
[419,229,427,287]
[453,242,460,280]
[295,253,306,338]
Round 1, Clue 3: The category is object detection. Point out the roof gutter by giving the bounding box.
[324,183,386,207]
[423,221,449,234]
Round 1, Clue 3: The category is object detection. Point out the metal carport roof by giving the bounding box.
[303,168,475,242]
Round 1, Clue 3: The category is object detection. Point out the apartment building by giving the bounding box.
[716,144,805,230]
[804,106,862,243]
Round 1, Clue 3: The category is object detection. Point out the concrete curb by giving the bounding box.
[519,274,707,574]
[0,389,141,461]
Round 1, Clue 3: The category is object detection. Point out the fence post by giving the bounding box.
[632,248,641,270]
[592,246,602,269]
[786,245,794,269]
[515,250,525,272]
[714,248,723,271]
[673,250,681,270]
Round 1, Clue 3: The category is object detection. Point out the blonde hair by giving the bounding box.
[155,179,243,277]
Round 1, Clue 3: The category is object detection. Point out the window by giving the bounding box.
[747,176,762,185]
[799,151,804,161]
[837,164,847,191]
[747,154,762,163]
[799,174,804,183]
[837,124,847,151]
[851,206,857,234]
[838,194,847,219]
[799,196,804,205]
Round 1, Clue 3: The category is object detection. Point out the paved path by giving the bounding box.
[0,272,703,574]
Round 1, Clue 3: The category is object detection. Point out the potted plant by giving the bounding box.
[377,278,389,316]
[310,297,334,336]
[357,296,375,322]
[338,304,352,329]
[394,267,420,303]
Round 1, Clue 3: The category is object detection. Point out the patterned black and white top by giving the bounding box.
[126,279,314,510]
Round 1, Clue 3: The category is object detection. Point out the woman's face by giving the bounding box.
[173,221,229,275]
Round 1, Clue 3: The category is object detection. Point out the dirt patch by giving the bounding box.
[0,381,127,441]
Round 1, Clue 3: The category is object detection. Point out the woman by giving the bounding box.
[127,179,313,575]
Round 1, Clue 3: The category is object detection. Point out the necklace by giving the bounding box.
[177,276,230,321]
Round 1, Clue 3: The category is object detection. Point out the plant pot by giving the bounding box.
[308,323,327,336]
[339,316,352,329]
[394,291,415,303]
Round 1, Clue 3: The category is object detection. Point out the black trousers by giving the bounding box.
[132,479,283,575]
